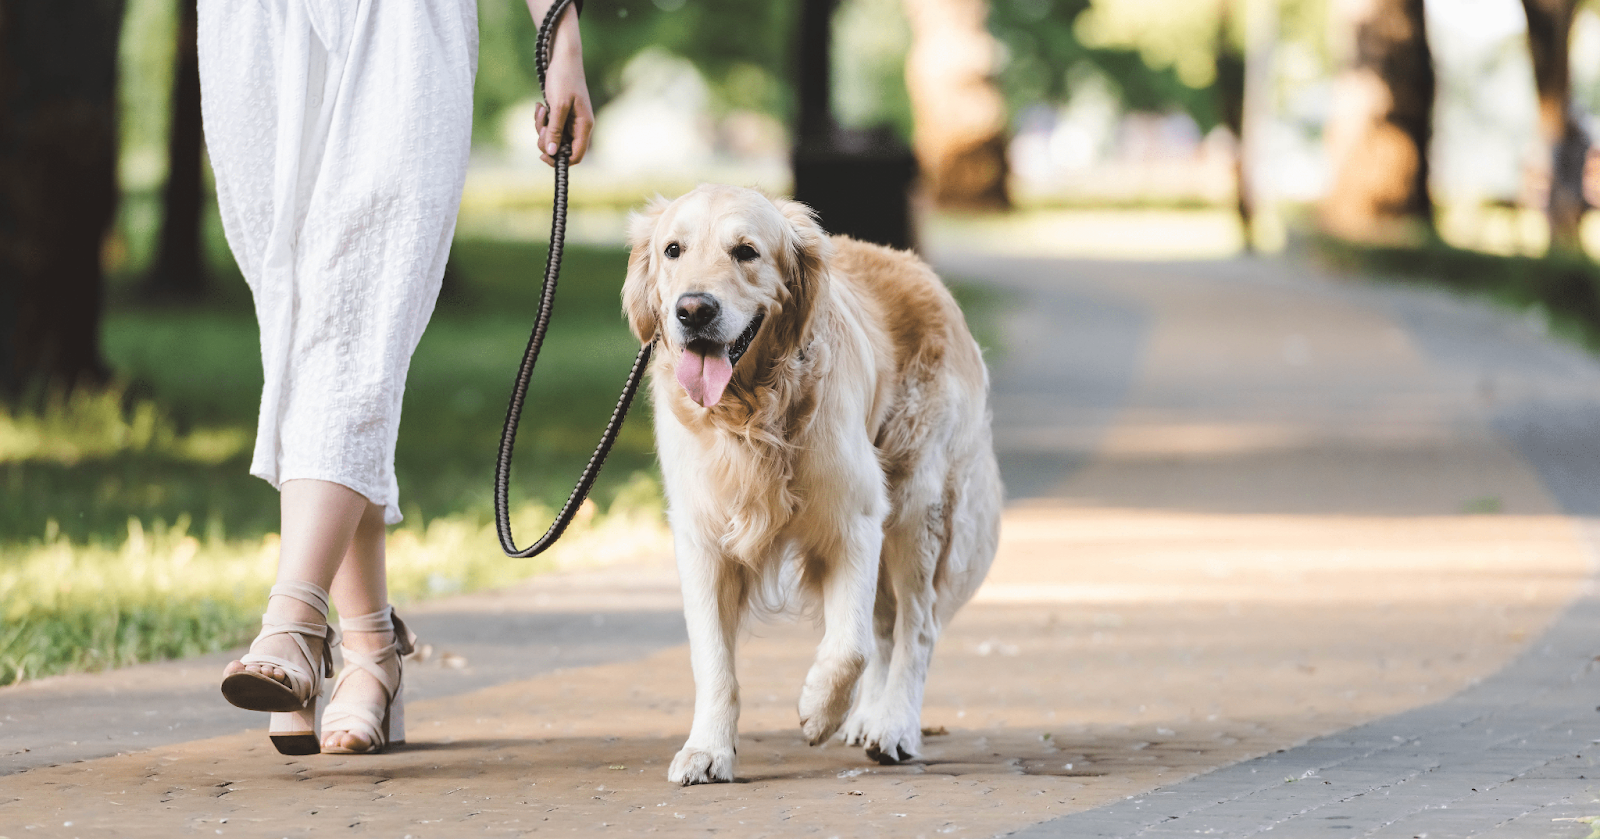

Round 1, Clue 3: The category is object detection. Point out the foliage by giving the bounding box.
[475,0,798,143]
[117,0,178,192]
[987,0,1223,129]
[833,0,915,139]
[1074,0,1230,89]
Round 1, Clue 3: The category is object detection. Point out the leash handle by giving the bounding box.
[494,0,653,558]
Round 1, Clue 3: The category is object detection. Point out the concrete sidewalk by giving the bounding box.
[5,253,1600,837]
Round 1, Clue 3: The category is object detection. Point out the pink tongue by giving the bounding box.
[676,347,734,408]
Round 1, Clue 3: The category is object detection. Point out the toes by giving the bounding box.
[667,746,734,785]
[864,733,920,765]
[323,730,372,752]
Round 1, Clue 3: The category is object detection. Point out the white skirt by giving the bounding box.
[198,0,478,523]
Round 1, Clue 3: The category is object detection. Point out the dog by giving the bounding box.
[621,184,1002,785]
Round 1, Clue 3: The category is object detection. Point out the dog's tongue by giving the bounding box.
[676,346,734,408]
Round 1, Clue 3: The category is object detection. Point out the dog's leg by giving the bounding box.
[841,566,895,746]
[798,515,878,746]
[859,489,950,765]
[669,539,746,785]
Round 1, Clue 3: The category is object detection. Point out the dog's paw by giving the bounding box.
[798,661,860,746]
[859,712,923,765]
[667,744,735,785]
[838,702,876,746]
[798,685,851,746]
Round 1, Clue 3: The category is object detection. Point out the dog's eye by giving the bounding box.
[664,242,681,259]
[732,244,760,262]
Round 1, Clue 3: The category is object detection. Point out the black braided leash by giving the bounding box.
[494,0,654,558]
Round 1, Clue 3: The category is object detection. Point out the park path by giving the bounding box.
[5,253,1600,837]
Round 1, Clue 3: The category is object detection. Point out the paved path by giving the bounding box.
[5,254,1600,837]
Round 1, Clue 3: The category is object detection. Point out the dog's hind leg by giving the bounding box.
[797,515,879,746]
[669,543,748,785]
[855,463,965,765]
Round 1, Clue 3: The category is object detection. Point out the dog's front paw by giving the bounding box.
[838,701,876,746]
[860,711,923,765]
[798,685,851,746]
[798,661,860,746]
[668,744,736,785]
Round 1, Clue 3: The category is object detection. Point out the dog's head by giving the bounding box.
[622,185,829,409]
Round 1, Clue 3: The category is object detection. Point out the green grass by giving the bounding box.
[1,239,664,685]
[1314,235,1600,354]
[1,235,1007,686]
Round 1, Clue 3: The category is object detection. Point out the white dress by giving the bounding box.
[198,0,478,524]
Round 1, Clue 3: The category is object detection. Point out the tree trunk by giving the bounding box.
[1215,0,1250,252]
[148,0,207,298]
[901,0,1009,210]
[1320,0,1435,245]
[0,0,124,398]
[1521,0,1588,255]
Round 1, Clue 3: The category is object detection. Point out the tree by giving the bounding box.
[1320,0,1435,244]
[1214,0,1250,251]
[146,0,207,299]
[1520,0,1589,255]
[902,0,1009,209]
[0,0,125,398]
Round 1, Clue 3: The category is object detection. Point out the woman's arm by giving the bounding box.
[526,0,593,166]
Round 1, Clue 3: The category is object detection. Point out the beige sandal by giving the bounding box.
[321,605,415,755]
[220,581,338,756]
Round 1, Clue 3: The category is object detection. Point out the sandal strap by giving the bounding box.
[338,606,416,656]
[270,580,331,615]
[320,703,384,744]
[325,605,413,749]
[237,581,336,698]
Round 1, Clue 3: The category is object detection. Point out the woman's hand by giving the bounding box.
[527,0,593,166]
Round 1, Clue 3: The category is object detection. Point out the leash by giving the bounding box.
[494,0,654,558]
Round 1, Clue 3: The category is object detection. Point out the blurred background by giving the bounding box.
[2,0,1598,685]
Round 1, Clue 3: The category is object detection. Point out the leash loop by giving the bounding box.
[494,0,654,558]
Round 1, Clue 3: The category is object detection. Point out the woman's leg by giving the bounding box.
[223,479,369,684]
[322,498,393,752]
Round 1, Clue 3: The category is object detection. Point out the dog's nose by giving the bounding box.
[675,293,720,331]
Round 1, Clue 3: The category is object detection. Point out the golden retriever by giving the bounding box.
[621,184,1002,785]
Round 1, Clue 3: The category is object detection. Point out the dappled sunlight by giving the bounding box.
[1438,202,1600,258]
[980,505,1588,611]
[0,388,250,468]
[925,208,1251,260]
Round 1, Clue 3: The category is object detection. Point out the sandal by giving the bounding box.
[321,605,415,755]
[220,580,338,756]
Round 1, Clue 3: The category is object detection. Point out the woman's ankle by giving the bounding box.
[266,591,326,625]
[339,628,394,655]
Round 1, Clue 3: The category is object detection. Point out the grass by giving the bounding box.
[0,482,669,684]
[1313,235,1600,354]
[1,238,665,685]
[1,234,1007,686]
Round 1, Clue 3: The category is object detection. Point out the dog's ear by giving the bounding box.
[771,197,831,348]
[621,196,670,345]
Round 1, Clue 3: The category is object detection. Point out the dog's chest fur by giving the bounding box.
[656,315,890,568]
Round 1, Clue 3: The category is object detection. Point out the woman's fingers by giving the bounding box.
[543,98,572,159]
[568,109,593,165]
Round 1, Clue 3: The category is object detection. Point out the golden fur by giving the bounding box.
[622,185,1002,784]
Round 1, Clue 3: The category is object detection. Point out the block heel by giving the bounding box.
[269,703,321,756]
